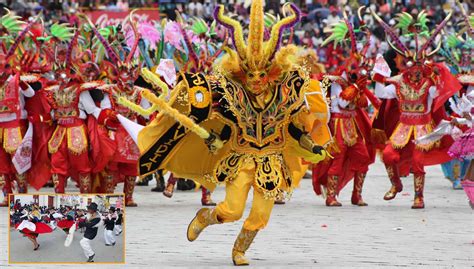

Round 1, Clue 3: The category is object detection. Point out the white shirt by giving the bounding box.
[79,91,102,119]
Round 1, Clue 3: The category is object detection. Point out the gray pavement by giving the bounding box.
[8,223,124,263]
[0,159,472,268]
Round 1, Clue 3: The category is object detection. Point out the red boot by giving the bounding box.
[124,176,138,207]
[383,165,403,200]
[351,172,368,206]
[163,174,177,198]
[104,173,115,193]
[201,187,216,206]
[16,173,28,193]
[0,175,12,207]
[326,175,342,206]
[79,174,92,193]
[52,174,66,193]
[412,174,425,209]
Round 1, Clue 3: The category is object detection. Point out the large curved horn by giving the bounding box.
[358,7,371,57]
[417,11,452,59]
[79,14,121,64]
[213,5,246,59]
[246,0,265,68]
[370,8,410,55]
[387,38,407,56]
[6,16,39,60]
[426,39,443,58]
[457,0,473,35]
[125,9,139,63]
[66,26,80,70]
[342,10,357,54]
[357,6,366,25]
[265,2,301,62]
[181,24,199,72]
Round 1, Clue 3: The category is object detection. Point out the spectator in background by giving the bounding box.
[203,0,213,21]
[327,6,340,25]
[188,0,204,17]
[117,0,129,11]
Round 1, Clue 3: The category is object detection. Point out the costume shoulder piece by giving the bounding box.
[457,73,474,86]
[138,72,215,176]
[80,81,105,91]
[20,74,41,83]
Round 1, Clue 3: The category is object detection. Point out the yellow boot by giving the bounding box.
[187,208,219,242]
[232,228,258,266]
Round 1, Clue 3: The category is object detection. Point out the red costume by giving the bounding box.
[371,10,461,208]
[41,32,111,193]
[85,16,145,206]
[312,9,379,206]
[0,18,40,204]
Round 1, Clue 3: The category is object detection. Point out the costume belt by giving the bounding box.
[57,117,85,127]
[331,111,357,119]
[0,119,26,128]
[399,112,432,125]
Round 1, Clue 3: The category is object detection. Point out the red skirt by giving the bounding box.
[57,219,75,229]
[15,222,53,239]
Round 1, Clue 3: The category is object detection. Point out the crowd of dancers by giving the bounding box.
[10,200,123,262]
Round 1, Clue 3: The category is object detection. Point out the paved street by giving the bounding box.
[9,223,124,263]
[0,159,472,268]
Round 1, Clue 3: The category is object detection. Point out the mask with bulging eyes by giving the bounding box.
[116,66,139,91]
[245,70,268,95]
[405,63,427,83]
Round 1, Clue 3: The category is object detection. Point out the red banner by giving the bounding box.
[84,8,161,26]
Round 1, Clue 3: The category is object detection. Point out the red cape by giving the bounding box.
[25,90,54,190]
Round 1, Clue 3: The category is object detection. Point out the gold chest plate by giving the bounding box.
[397,80,430,113]
[222,71,307,148]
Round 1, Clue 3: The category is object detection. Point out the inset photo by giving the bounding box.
[8,194,125,264]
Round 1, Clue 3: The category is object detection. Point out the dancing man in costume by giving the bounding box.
[312,8,379,206]
[124,1,331,265]
[42,24,118,193]
[83,14,149,206]
[0,11,37,205]
[371,9,462,209]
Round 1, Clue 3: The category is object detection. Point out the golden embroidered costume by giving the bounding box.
[128,1,331,265]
